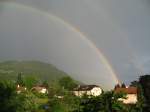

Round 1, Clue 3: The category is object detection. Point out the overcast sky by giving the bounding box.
[0,0,150,89]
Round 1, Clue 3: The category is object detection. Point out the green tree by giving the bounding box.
[0,80,17,112]
[16,91,39,112]
[78,95,103,112]
[139,75,150,111]
[75,91,127,112]
[130,80,139,87]
[43,80,49,88]
[0,80,39,112]
[99,91,127,112]
[58,76,77,91]
[130,80,145,112]
[16,73,24,86]
[48,81,80,112]
[23,76,39,89]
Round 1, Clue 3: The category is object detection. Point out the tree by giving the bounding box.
[139,75,150,111]
[78,95,103,112]
[76,91,127,112]
[130,79,146,112]
[99,91,127,112]
[47,79,80,112]
[0,80,39,112]
[58,76,78,90]
[42,80,49,88]
[16,91,39,112]
[0,80,17,112]
[130,80,139,87]
[48,85,79,112]
[16,73,24,86]
[23,76,39,89]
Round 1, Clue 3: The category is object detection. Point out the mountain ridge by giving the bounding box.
[0,60,68,82]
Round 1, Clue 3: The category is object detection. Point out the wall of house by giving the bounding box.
[74,91,86,97]
[74,87,102,97]
[118,94,137,104]
[91,87,102,96]
[40,88,47,93]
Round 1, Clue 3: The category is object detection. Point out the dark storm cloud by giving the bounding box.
[0,0,150,89]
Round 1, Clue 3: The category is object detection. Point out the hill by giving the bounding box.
[0,60,68,83]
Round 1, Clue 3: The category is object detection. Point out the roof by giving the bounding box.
[31,85,47,91]
[16,85,27,92]
[115,87,137,94]
[73,85,100,91]
[33,84,48,88]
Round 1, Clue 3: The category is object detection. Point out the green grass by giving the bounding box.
[36,98,49,104]
[35,97,49,112]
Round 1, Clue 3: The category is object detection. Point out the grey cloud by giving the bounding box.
[0,0,150,89]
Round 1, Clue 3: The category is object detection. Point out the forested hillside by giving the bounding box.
[0,60,68,82]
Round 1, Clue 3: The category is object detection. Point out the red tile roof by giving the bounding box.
[115,87,137,94]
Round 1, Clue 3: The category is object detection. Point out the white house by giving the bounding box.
[73,85,102,97]
[115,86,138,104]
[31,85,48,94]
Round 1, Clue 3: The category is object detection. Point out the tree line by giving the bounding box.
[0,74,150,112]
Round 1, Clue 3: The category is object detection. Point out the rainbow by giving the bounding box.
[1,2,120,85]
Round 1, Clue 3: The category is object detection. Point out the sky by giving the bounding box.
[0,0,150,90]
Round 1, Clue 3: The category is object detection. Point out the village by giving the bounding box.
[16,75,138,104]
[0,72,149,112]
[16,83,138,104]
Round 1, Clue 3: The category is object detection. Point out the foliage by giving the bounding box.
[16,73,24,86]
[0,80,17,112]
[139,75,150,111]
[0,71,148,112]
[58,76,78,91]
[42,80,49,88]
[0,80,41,112]
[73,91,127,112]
[48,90,79,112]
[15,91,39,112]
[48,80,80,112]
[136,84,146,112]
[99,91,127,112]
[130,78,146,112]
[48,81,65,97]
[78,95,103,112]
[0,60,68,83]
[130,80,139,87]
[23,75,39,89]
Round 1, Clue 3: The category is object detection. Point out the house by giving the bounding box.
[114,86,138,104]
[73,85,102,97]
[16,84,27,94]
[31,85,48,94]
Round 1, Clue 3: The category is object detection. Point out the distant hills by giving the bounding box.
[0,60,68,82]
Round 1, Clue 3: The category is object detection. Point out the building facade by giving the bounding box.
[73,85,102,97]
[115,86,138,104]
